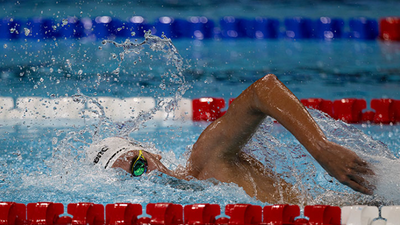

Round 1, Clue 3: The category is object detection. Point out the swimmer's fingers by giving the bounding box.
[345,179,373,195]
[346,174,375,195]
[352,162,375,176]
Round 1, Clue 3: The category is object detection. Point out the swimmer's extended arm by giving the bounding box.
[192,74,374,195]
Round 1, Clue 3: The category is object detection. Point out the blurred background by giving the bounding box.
[1,0,400,20]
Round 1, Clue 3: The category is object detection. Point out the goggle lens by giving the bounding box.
[132,155,148,177]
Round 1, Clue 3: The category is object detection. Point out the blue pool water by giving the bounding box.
[1,0,400,207]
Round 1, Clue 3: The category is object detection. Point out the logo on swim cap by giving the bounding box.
[94,146,109,164]
[88,137,151,169]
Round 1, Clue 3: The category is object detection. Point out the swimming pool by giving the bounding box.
[1,0,400,218]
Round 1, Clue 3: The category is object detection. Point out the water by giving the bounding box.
[1,0,400,207]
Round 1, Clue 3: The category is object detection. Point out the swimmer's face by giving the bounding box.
[111,150,171,176]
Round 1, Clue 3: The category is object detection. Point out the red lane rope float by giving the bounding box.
[193,97,400,124]
[192,98,226,121]
[0,202,342,225]
[27,202,65,225]
[380,17,400,41]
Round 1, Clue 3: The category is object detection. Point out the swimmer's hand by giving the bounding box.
[315,141,375,195]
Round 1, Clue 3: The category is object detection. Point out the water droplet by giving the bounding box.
[98,46,102,50]
[9,28,15,33]
[49,68,54,73]
[78,70,83,75]
[112,68,120,75]
[3,44,7,48]
[117,27,122,31]
[40,78,44,82]
[111,53,117,59]
[33,85,38,89]
[52,137,58,145]
[159,83,166,90]
[102,40,107,45]
[62,19,68,26]
[131,32,135,36]
[24,28,30,36]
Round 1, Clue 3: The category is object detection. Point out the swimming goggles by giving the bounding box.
[131,150,148,177]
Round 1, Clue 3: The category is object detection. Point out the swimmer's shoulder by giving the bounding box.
[186,144,240,180]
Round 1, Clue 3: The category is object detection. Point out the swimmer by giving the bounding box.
[89,74,375,203]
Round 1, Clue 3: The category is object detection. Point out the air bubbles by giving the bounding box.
[131,32,136,36]
[102,40,107,45]
[78,70,83,75]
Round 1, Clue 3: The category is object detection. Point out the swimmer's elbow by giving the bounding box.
[252,74,280,95]
[251,74,280,111]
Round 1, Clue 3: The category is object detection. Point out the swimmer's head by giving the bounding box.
[88,137,170,176]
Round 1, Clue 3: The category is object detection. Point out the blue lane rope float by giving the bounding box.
[0,16,399,41]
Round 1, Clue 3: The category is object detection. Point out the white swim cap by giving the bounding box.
[87,137,145,169]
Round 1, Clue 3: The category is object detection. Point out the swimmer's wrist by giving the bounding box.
[307,138,330,160]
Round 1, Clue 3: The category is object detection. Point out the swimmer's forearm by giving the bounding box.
[250,74,328,158]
